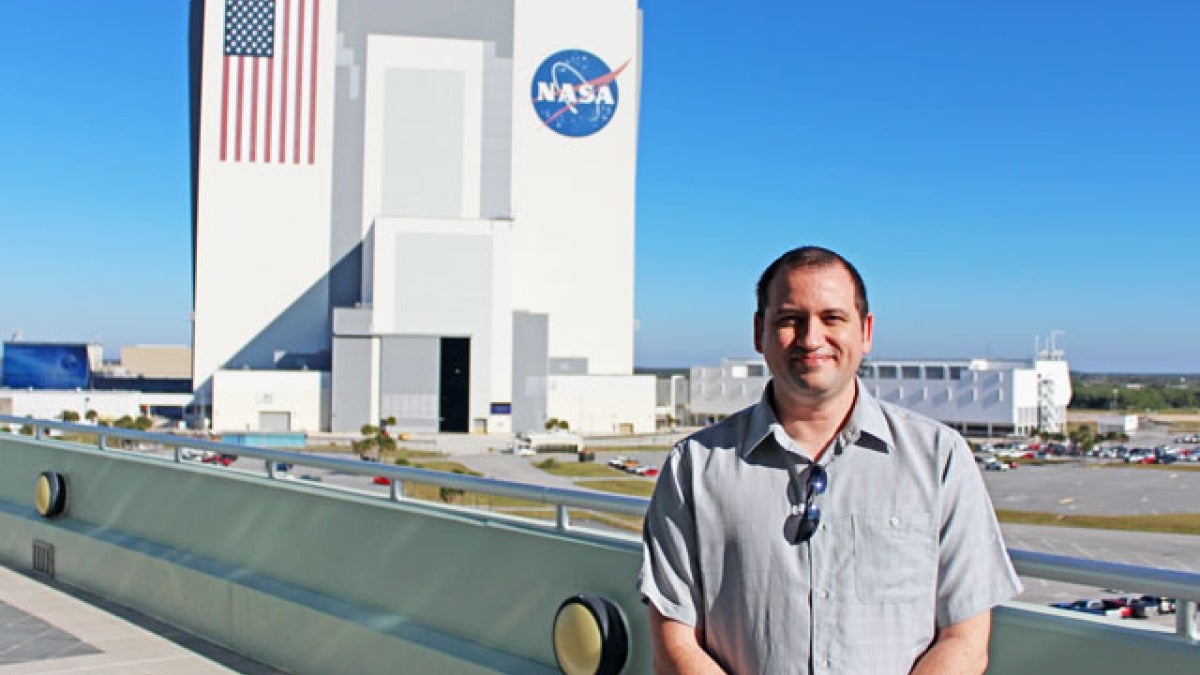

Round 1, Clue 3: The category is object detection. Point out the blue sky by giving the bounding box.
[2,1,1197,372]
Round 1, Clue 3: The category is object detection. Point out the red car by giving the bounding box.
[202,453,237,467]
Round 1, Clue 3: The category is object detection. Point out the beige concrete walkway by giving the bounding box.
[0,564,280,674]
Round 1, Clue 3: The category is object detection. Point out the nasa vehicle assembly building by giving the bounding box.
[190,0,652,434]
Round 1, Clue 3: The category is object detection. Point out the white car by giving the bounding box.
[984,459,1010,472]
[180,448,216,462]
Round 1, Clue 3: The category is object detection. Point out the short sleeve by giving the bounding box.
[935,431,1023,626]
[638,443,703,628]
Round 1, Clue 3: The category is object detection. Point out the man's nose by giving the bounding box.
[798,319,824,348]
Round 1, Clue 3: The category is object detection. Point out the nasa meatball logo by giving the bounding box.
[531,49,629,137]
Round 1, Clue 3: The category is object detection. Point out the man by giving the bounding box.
[639,246,1021,674]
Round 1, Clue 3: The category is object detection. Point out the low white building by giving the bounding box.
[211,370,329,433]
[689,354,1073,436]
[545,374,656,434]
[1097,414,1138,435]
[0,390,193,425]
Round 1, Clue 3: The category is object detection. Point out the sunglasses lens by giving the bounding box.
[808,466,828,495]
[796,507,821,543]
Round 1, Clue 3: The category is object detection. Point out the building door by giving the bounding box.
[439,338,470,432]
[258,411,291,432]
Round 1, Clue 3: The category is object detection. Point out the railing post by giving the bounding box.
[1178,599,1199,642]
[98,435,108,450]
[390,480,404,501]
[266,460,277,478]
[556,504,570,531]
[34,426,43,440]
[173,446,182,462]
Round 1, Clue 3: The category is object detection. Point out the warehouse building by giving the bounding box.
[689,352,1073,437]
[189,0,652,434]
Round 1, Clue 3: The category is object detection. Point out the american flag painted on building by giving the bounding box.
[220,0,321,164]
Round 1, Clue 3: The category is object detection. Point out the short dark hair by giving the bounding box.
[755,246,869,320]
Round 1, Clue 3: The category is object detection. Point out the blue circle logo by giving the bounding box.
[531,50,627,137]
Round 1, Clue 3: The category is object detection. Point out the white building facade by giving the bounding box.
[689,355,1073,436]
[190,0,650,434]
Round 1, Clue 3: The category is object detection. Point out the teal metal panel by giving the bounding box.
[0,434,648,673]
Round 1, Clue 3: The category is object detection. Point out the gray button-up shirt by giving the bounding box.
[639,382,1022,674]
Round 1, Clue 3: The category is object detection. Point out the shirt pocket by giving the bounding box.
[852,512,936,604]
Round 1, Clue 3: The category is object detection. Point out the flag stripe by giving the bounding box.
[278,0,290,163]
[235,57,244,162]
[219,57,230,162]
[293,0,305,164]
[264,53,274,160]
[249,60,259,162]
[308,0,319,165]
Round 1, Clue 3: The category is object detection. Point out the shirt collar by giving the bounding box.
[742,379,895,459]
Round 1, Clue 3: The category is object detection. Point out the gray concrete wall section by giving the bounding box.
[329,0,515,309]
[380,335,439,431]
[512,311,548,433]
[0,435,642,674]
[480,43,513,220]
[331,336,373,433]
[549,357,588,375]
[382,68,465,218]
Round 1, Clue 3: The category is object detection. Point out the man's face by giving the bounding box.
[754,264,874,408]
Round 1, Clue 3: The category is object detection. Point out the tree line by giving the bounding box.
[1070,382,1200,411]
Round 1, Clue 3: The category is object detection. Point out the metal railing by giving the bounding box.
[3,414,1198,642]
[0,415,647,528]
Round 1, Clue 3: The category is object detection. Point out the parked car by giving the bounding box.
[180,448,216,462]
[202,453,237,466]
[1050,599,1106,616]
[984,459,1010,472]
[633,465,660,477]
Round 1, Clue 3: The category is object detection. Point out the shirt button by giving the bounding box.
[820,589,830,599]
[889,516,900,527]
[825,658,833,668]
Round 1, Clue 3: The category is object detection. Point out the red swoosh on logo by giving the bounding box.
[540,59,631,127]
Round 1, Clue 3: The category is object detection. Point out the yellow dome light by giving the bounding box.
[35,471,68,518]
[552,595,628,675]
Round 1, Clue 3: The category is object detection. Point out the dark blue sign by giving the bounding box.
[531,50,627,137]
[2,343,91,390]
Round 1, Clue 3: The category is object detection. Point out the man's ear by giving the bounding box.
[753,312,764,354]
[861,312,874,354]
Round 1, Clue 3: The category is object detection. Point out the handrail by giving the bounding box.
[1008,549,1200,642]
[3,414,1198,642]
[0,415,648,519]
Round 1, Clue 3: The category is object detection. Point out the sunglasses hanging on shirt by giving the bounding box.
[785,462,828,545]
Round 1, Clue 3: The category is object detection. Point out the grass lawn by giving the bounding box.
[408,459,481,475]
[996,509,1200,536]
[535,458,626,478]
[575,479,656,498]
